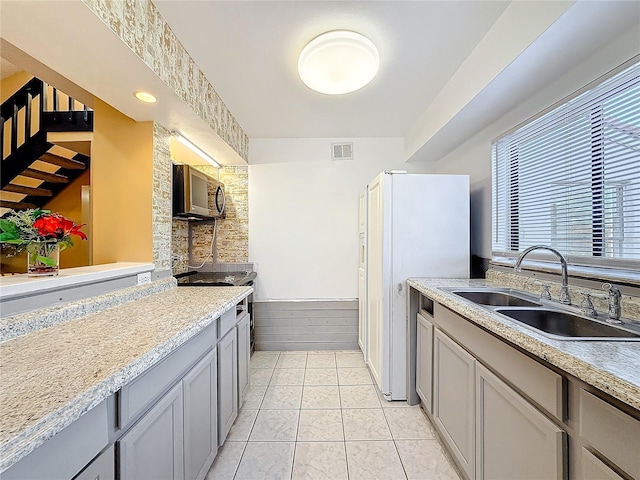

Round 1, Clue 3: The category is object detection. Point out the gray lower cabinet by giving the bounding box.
[416,312,434,413]
[183,349,218,480]
[237,313,250,408]
[217,327,238,445]
[2,401,109,480]
[580,449,624,480]
[579,388,640,478]
[73,445,115,480]
[119,382,184,480]
[433,329,475,479]
[475,363,566,479]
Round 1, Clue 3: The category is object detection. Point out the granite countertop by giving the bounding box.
[0,285,252,473]
[408,278,640,411]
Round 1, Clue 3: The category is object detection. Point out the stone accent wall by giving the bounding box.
[171,166,249,273]
[171,221,189,275]
[80,0,250,274]
[152,123,172,272]
[81,0,248,162]
[216,166,249,263]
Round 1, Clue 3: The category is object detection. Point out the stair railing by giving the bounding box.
[0,77,44,162]
[1,79,92,162]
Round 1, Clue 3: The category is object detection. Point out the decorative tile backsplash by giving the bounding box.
[172,221,189,275]
[171,166,249,274]
[81,0,249,161]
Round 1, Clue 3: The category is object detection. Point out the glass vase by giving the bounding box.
[27,241,60,276]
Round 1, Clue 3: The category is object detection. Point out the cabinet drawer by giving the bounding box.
[120,323,214,429]
[579,389,640,478]
[218,308,237,338]
[434,303,564,420]
[3,400,108,480]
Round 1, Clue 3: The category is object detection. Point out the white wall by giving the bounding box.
[430,26,640,260]
[249,138,433,301]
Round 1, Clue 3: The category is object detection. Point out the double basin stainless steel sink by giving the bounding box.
[446,288,640,341]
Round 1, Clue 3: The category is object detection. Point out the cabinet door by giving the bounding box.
[217,327,238,446]
[183,349,218,480]
[416,312,434,413]
[476,363,566,480]
[73,445,114,480]
[237,313,251,408]
[358,267,366,354]
[580,448,623,480]
[433,329,475,478]
[119,383,184,480]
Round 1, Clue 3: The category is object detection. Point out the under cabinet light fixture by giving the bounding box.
[172,132,220,168]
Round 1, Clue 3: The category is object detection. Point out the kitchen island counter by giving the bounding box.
[0,284,252,473]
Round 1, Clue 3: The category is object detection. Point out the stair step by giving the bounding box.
[40,152,86,170]
[3,184,53,197]
[21,168,70,184]
[0,199,37,210]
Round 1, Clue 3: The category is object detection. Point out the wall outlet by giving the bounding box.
[137,272,152,285]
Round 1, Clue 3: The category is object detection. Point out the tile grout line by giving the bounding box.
[231,352,280,480]
[383,409,410,480]
[337,362,351,480]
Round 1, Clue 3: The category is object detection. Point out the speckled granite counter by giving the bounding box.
[408,278,640,411]
[0,285,252,472]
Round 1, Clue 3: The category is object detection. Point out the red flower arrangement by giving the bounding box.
[32,214,87,241]
[0,208,87,251]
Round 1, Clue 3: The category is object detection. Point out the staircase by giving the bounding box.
[1,77,93,215]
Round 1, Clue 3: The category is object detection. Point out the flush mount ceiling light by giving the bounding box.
[134,91,157,103]
[298,30,379,95]
[173,132,220,168]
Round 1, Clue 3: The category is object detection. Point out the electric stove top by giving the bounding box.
[174,271,256,287]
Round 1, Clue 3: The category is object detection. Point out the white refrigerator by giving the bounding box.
[364,171,469,401]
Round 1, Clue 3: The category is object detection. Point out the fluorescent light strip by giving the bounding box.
[173,132,220,168]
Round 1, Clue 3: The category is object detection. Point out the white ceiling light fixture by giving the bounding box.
[298,30,379,95]
[173,132,220,168]
[134,91,157,103]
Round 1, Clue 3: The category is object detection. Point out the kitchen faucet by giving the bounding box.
[514,245,571,305]
[602,283,623,324]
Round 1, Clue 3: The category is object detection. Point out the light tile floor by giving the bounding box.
[205,350,460,480]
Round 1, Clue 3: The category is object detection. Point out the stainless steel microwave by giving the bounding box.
[172,164,226,219]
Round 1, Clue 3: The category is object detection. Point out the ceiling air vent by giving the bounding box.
[331,142,353,161]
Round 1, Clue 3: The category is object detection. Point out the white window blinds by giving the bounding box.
[492,61,640,269]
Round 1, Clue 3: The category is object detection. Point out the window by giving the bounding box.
[492,61,640,271]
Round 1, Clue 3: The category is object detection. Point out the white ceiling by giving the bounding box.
[2,1,638,165]
[153,0,510,138]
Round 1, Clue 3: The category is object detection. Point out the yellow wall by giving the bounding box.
[44,169,91,268]
[91,99,153,264]
[0,71,34,102]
